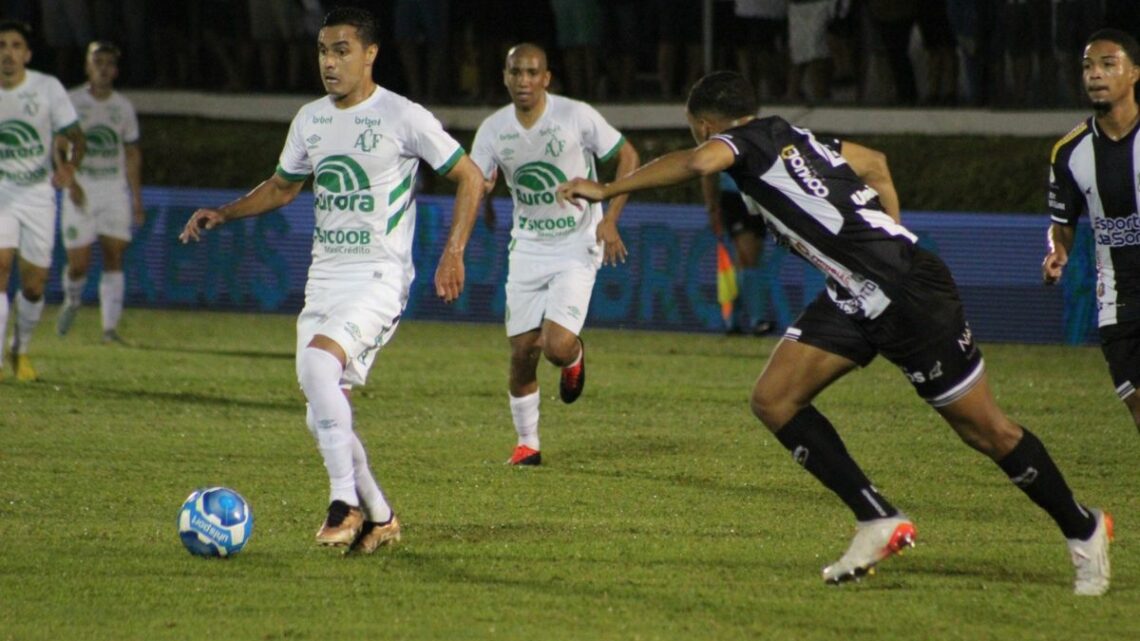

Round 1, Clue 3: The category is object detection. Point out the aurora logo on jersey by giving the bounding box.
[512,161,567,206]
[0,120,46,160]
[84,125,120,158]
[314,155,375,213]
[779,145,830,198]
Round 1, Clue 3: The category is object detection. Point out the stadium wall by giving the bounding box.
[47,187,1097,345]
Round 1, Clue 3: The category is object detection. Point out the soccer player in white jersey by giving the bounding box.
[471,43,639,466]
[56,41,144,344]
[179,7,484,553]
[0,20,85,382]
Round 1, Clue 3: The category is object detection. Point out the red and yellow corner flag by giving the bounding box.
[716,241,738,324]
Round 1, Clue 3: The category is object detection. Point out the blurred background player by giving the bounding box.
[558,71,1111,596]
[471,43,639,466]
[56,41,143,345]
[702,171,774,335]
[179,7,484,552]
[0,19,85,381]
[1044,29,1140,435]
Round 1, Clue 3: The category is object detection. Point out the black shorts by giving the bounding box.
[1099,320,1140,400]
[783,248,984,407]
[721,192,767,238]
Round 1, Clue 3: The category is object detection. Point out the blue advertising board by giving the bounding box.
[44,186,1097,345]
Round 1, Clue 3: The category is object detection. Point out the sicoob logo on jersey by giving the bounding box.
[84,125,120,158]
[780,145,830,198]
[314,155,375,213]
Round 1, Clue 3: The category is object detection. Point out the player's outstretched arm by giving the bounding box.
[179,173,304,243]
[559,140,734,205]
[435,155,484,303]
[1043,223,1076,285]
[840,141,900,222]
[596,140,640,265]
[125,142,145,226]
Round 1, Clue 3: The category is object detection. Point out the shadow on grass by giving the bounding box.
[131,344,295,360]
[72,381,297,412]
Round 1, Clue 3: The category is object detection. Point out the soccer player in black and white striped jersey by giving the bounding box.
[1045,28,1140,435]
[559,71,1112,595]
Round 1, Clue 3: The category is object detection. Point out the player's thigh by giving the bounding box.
[1099,320,1140,402]
[60,197,98,251]
[92,191,133,246]
[295,280,405,388]
[754,294,867,423]
[12,204,55,270]
[544,260,598,337]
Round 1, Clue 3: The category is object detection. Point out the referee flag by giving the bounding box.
[716,241,737,324]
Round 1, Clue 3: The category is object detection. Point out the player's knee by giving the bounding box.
[20,282,45,301]
[542,337,577,366]
[750,382,790,430]
[297,347,343,396]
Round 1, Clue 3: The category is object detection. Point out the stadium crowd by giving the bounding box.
[4,0,1140,107]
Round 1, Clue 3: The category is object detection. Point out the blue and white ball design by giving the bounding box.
[178,487,254,557]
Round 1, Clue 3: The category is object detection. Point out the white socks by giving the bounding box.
[510,391,541,449]
[300,348,393,520]
[298,347,357,506]
[64,272,87,308]
[99,271,124,332]
[14,292,43,353]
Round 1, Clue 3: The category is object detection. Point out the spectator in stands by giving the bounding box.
[550,0,602,100]
[40,0,92,86]
[866,0,918,105]
[653,0,703,100]
[732,0,788,103]
[248,0,305,92]
[601,0,639,101]
[917,0,957,105]
[394,0,448,103]
[785,0,835,104]
[1053,1,1104,107]
[1000,0,1054,107]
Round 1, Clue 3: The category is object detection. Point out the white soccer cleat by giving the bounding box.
[1068,509,1112,596]
[822,515,916,584]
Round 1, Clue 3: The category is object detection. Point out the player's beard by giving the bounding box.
[1092,99,1111,115]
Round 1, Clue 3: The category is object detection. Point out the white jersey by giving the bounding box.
[277,86,464,284]
[69,86,138,198]
[0,70,79,210]
[471,94,624,254]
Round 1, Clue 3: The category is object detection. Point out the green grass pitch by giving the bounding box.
[1,307,1136,640]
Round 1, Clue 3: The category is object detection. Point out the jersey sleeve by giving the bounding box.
[1047,151,1083,226]
[275,110,311,182]
[49,77,79,133]
[469,121,498,180]
[401,104,464,176]
[575,102,625,162]
[122,97,140,145]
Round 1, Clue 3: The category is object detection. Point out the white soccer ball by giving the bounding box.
[177,487,254,557]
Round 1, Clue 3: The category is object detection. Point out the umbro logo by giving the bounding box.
[1086,186,1093,195]
[307,134,321,146]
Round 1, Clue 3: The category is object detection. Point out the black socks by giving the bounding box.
[997,428,1096,540]
[775,405,899,522]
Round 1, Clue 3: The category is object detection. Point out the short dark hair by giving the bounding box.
[1086,28,1140,66]
[686,71,757,120]
[322,6,379,47]
[0,19,32,46]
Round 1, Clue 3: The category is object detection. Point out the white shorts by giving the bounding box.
[505,244,602,337]
[295,277,407,388]
[0,201,56,268]
[788,0,833,65]
[60,188,132,249]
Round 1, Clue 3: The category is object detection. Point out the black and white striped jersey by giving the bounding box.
[1049,117,1140,327]
[713,116,918,320]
